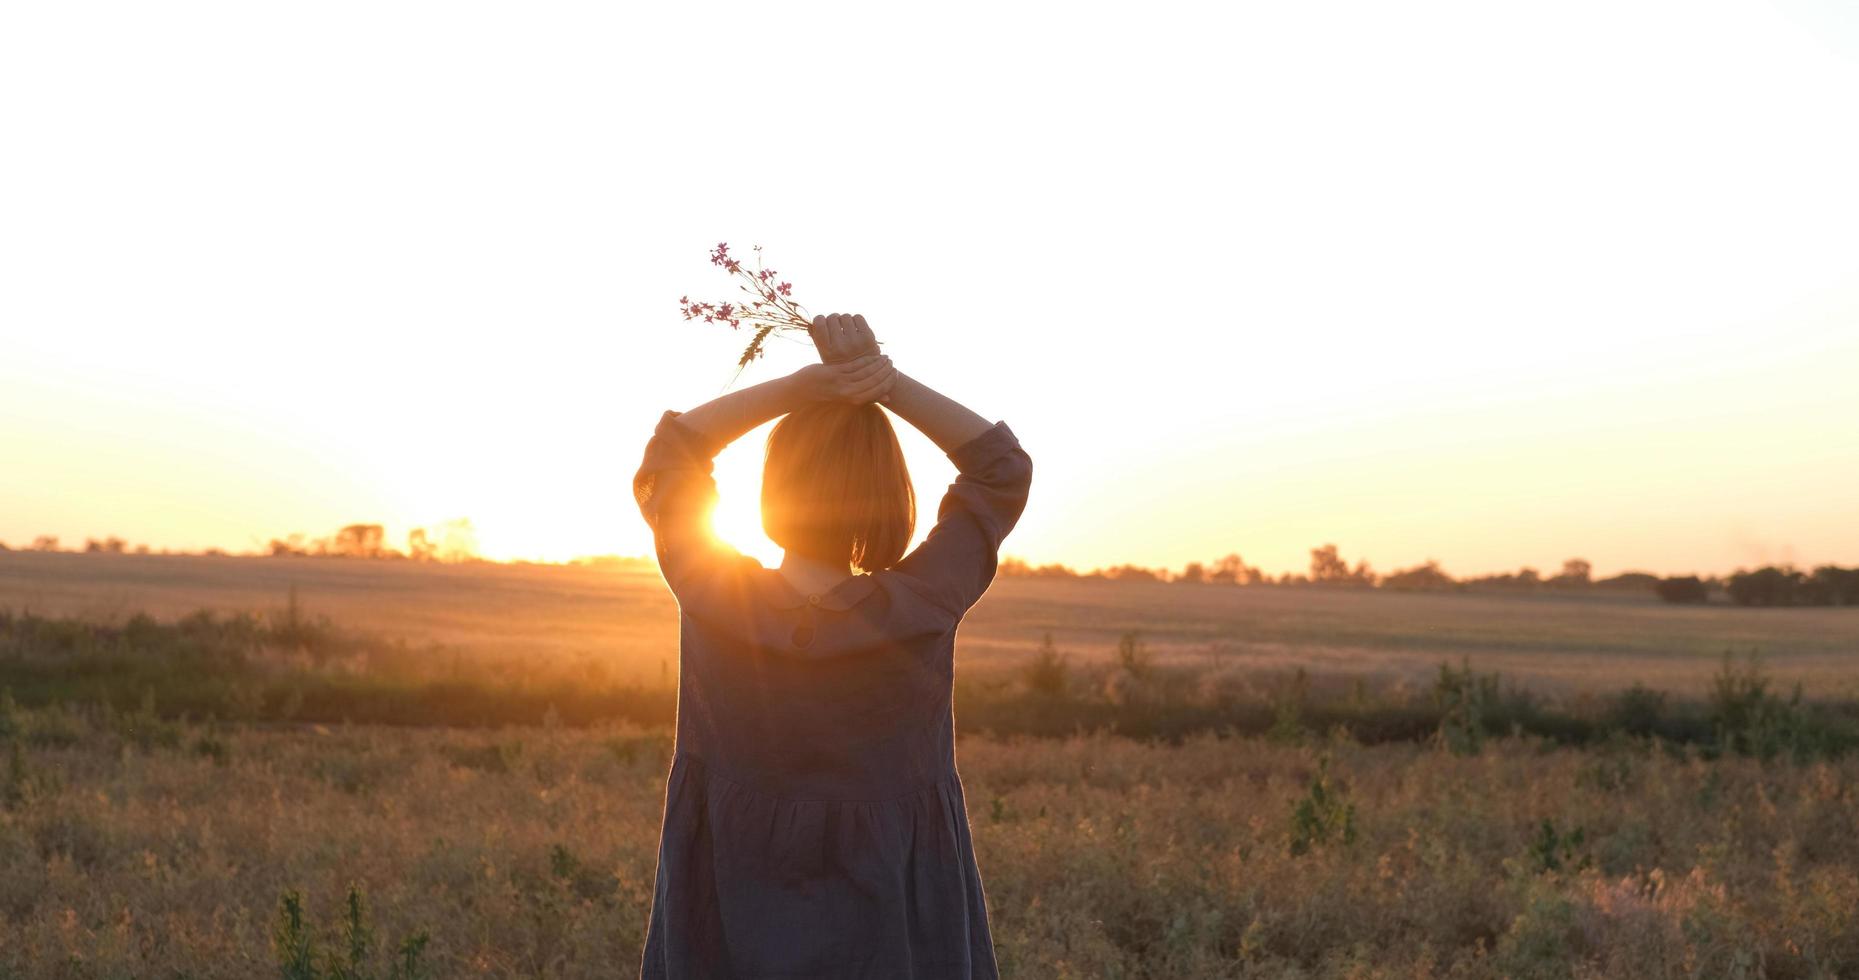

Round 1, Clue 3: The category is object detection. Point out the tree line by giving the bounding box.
[9,531,1852,607]
[997,547,1859,607]
[263,520,478,563]
[0,520,479,563]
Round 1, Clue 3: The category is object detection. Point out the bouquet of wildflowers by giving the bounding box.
[680,243,858,372]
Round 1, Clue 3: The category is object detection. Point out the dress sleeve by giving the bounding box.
[633,409,750,603]
[892,421,1033,616]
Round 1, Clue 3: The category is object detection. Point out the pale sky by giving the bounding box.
[3,0,1857,578]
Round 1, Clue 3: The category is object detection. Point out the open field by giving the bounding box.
[3,710,1857,979]
[5,552,1858,696]
[4,553,1859,976]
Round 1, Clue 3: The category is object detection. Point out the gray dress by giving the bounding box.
[633,409,1033,980]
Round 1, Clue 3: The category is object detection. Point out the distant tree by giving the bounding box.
[1381,560,1456,592]
[1310,545,1375,587]
[1463,567,1542,591]
[84,536,127,554]
[1548,558,1592,589]
[1824,566,1859,606]
[431,519,479,563]
[269,534,310,557]
[1727,566,1803,607]
[407,528,439,563]
[1799,565,1859,607]
[333,524,387,559]
[133,544,150,555]
[1099,564,1165,583]
[1208,553,1262,585]
[1310,544,1349,583]
[1655,576,1709,604]
[1175,561,1206,585]
[997,557,1032,577]
[1594,572,1660,595]
[30,535,59,552]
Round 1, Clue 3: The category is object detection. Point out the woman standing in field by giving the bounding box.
[632,313,1032,979]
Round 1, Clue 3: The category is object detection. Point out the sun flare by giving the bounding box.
[709,435,785,568]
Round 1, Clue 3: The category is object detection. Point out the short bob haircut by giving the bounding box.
[761,401,915,574]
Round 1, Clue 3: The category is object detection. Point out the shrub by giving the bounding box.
[1525,818,1589,874]
[1433,659,1499,755]
[1268,668,1309,744]
[1605,683,1667,737]
[1707,651,1854,761]
[1114,631,1150,681]
[1288,756,1356,856]
[1022,633,1068,697]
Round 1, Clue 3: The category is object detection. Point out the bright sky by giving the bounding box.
[3,0,1857,578]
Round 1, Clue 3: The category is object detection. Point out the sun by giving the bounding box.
[708,435,785,568]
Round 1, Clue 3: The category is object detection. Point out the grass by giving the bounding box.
[4,554,1859,976]
[2,705,1857,977]
[6,609,1857,755]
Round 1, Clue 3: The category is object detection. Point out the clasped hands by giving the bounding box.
[793,313,897,404]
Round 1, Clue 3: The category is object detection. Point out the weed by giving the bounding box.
[1433,658,1498,756]
[271,885,430,980]
[1524,819,1589,875]
[1288,756,1356,856]
[1115,631,1150,680]
[1023,632,1069,697]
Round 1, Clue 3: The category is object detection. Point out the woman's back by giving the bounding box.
[634,390,1032,979]
[674,566,961,802]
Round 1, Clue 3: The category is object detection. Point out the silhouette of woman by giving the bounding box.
[633,313,1032,979]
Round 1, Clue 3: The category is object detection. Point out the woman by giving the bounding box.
[633,313,1032,979]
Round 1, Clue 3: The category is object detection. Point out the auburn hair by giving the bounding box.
[761,402,915,573]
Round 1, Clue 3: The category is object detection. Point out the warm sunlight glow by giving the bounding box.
[709,428,786,569]
[3,1,1857,577]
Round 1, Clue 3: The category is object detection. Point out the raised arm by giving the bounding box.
[806,313,991,452]
[889,374,1031,615]
[675,356,896,447]
[807,313,1032,615]
[880,372,993,454]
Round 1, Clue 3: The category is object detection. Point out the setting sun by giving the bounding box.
[3,0,1856,581]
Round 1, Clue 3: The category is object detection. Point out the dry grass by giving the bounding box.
[3,711,1856,978]
[4,553,1858,977]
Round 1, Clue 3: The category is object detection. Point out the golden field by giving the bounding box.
[2,552,1858,977]
[5,552,1857,694]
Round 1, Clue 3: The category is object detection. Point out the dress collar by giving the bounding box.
[753,566,882,612]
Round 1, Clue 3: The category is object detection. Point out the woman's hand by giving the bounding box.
[809,313,880,364]
[791,353,897,404]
